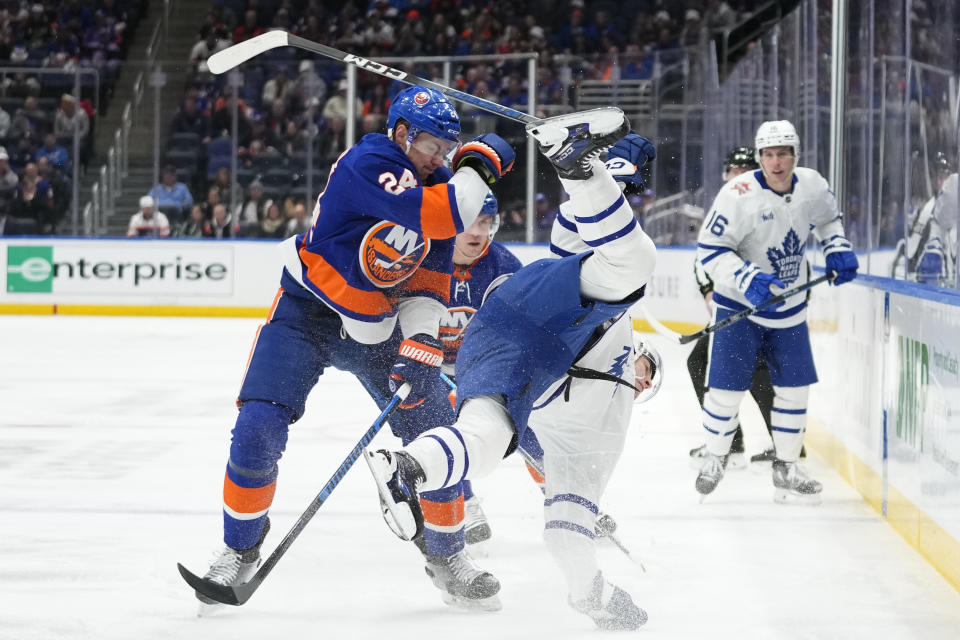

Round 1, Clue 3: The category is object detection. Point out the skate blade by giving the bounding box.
[440,591,502,612]
[773,489,822,505]
[525,107,625,144]
[197,601,224,617]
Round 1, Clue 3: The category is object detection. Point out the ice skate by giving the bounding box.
[594,512,618,539]
[365,449,425,540]
[463,495,492,545]
[570,571,647,630]
[750,447,776,466]
[422,547,502,611]
[772,459,822,504]
[691,438,745,470]
[526,107,630,179]
[195,519,270,616]
[695,452,729,497]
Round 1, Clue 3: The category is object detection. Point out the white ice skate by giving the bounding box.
[463,495,492,557]
[569,571,647,630]
[695,452,729,497]
[772,459,822,505]
[365,449,425,540]
[526,107,630,180]
[423,548,502,611]
[195,546,261,616]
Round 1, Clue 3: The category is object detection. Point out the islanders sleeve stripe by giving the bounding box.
[555,211,577,232]
[550,242,576,257]
[400,266,451,301]
[575,193,626,223]
[419,184,459,239]
[298,244,393,316]
[582,217,638,247]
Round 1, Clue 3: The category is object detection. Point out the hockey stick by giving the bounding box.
[207,30,540,125]
[676,273,833,345]
[177,383,411,606]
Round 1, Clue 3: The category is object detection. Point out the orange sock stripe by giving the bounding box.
[526,462,546,485]
[420,495,465,527]
[223,472,277,515]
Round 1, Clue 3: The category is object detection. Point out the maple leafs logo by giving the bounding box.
[766,228,804,284]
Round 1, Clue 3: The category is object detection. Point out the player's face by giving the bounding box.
[759,146,796,193]
[453,214,495,263]
[633,355,654,399]
[407,132,459,180]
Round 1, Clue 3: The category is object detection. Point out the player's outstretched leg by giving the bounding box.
[569,571,647,630]
[526,107,630,180]
[414,536,502,611]
[366,449,425,540]
[772,459,822,505]
[195,519,270,616]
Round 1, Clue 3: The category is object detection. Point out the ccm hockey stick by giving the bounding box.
[207,30,540,125]
[675,273,833,345]
[177,383,411,606]
[440,373,645,572]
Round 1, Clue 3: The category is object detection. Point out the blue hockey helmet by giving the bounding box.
[388,85,461,149]
[478,191,500,240]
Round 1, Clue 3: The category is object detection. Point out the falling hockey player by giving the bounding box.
[692,120,859,503]
[367,108,662,630]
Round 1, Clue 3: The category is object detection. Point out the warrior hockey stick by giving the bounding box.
[207,30,540,125]
[675,273,833,345]
[177,383,411,606]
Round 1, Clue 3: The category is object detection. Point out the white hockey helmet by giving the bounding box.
[632,332,663,404]
[754,120,799,164]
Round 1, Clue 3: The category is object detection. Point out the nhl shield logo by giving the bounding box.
[414,91,430,106]
[766,228,804,284]
[359,221,430,288]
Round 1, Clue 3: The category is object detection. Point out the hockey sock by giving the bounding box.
[770,385,809,462]
[702,388,745,456]
[405,395,514,492]
[420,485,466,556]
[543,488,601,602]
[223,400,295,550]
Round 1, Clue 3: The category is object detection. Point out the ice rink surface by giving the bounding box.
[3,315,960,640]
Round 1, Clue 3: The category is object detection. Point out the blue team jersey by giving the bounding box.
[441,242,522,369]
[454,252,642,436]
[285,133,466,323]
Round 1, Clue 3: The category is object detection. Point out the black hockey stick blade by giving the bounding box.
[176,383,410,606]
[677,273,833,344]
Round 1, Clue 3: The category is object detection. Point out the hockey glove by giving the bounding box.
[743,272,785,309]
[605,133,656,193]
[824,250,859,285]
[454,133,516,184]
[389,334,444,409]
[916,251,942,285]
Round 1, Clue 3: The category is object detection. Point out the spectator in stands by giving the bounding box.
[34,134,70,174]
[285,200,310,237]
[127,195,170,238]
[35,157,68,213]
[535,191,560,239]
[262,69,297,110]
[53,94,90,140]
[0,149,19,201]
[9,135,35,173]
[255,200,287,239]
[0,104,10,138]
[190,28,229,73]
[171,91,211,144]
[362,9,395,49]
[204,202,238,238]
[177,204,207,238]
[265,98,294,139]
[149,164,194,221]
[211,87,250,140]
[322,79,363,133]
[233,9,264,44]
[12,96,49,138]
[210,167,242,205]
[14,172,56,233]
[295,60,326,109]
[199,185,222,220]
[235,179,268,227]
[499,75,528,109]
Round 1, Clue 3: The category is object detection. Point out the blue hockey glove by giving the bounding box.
[916,251,942,284]
[606,133,655,194]
[824,250,859,285]
[743,272,785,309]
[454,133,516,184]
[389,334,444,409]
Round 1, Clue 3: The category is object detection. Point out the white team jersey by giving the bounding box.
[931,173,958,285]
[528,312,635,457]
[696,167,848,328]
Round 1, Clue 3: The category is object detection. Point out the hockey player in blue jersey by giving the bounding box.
[367,108,660,629]
[693,120,859,503]
[192,84,516,613]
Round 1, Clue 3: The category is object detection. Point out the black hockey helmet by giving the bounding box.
[724,146,759,174]
[933,151,954,176]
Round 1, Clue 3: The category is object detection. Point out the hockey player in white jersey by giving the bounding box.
[367,110,661,629]
[694,120,859,503]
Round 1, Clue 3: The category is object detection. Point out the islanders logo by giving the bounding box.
[359,221,430,288]
[766,228,804,284]
[439,305,477,364]
[414,91,430,106]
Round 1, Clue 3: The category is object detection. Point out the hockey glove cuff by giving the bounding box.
[390,334,444,409]
[605,133,655,195]
[743,271,785,309]
[454,133,516,184]
[824,250,859,285]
